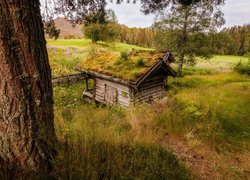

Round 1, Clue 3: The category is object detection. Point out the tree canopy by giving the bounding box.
[83,9,120,42]
[151,0,225,76]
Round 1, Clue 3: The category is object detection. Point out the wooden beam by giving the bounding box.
[75,67,135,87]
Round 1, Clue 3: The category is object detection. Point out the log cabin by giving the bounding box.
[77,50,176,107]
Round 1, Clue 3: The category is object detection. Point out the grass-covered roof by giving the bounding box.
[79,50,169,81]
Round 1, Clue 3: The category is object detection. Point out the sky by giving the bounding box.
[107,0,250,28]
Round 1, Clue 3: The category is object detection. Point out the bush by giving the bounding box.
[234,60,250,75]
[136,57,145,67]
[120,50,129,60]
[64,34,77,39]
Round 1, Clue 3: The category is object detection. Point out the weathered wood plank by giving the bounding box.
[95,78,130,92]
[136,89,164,100]
[52,73,86,86]
[118,97,130,105]
[76,67,134,86]
[138,83,164,92]
[136,91,164,101]
[138,78,164,88]
[136,86,163,96]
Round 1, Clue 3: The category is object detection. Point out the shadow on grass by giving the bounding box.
[53,139,192,179]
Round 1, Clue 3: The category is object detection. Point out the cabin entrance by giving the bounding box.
[104,85,118,105]
[83,77,94,99]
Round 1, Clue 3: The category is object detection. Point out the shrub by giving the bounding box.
[234,60,250,75]
[120,50,129,60]
[136,57,145,67]
[64,34,77,39]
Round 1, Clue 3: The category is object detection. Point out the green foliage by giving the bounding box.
[83,9,120,43]
[83,22,119,43]
[52,83,191,179]
[222,24,250,55]
[153,1,224,76]
[84,23,103,43]
[209,31,234,55]
[234,60,250,75]
[44,20,60,40]
[207,24,250,56]
[135,57,145,67]
[51,66,250,179]
[47,47,88,77]
[84,22,120,43]
[120,50,129,60]
[46,39,151,78]
[169,74,250,151]
[119,24,154,48]
[48,39,250,179]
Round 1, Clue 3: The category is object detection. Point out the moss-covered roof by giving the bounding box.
[79,50,169,81]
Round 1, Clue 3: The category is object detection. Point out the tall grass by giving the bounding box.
[52,70,250,178]
[167,73,250,152]
[52,83,192,179]
[48,47,89,77]
[48,41,250,178]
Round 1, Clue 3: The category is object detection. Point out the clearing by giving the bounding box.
[48,39,250,179]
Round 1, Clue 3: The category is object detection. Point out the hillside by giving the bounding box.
[53,17,83,39]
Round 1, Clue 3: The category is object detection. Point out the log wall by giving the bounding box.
[52,73,86,86]
[94,78,131,107]
[135,75,165,103]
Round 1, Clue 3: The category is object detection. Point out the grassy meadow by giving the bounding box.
[48,39,250,179]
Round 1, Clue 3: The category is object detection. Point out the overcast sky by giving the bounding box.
[107,0,250,28]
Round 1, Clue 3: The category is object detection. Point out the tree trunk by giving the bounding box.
[0,0,56,173]
[177,53,185,77]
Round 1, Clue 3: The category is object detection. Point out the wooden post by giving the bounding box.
[85,75,89,92]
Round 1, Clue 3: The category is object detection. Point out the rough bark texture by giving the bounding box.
[0,0,56,173]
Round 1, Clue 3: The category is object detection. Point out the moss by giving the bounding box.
[79,50,167,81]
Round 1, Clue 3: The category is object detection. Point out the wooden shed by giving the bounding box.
[77,50,176,107]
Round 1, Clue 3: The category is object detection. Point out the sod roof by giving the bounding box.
[79,50,173,81]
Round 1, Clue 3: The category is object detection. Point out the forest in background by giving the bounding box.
[119,24,250,56]
[49,18,250,57]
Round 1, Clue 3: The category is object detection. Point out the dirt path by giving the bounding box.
[162,135,250,179]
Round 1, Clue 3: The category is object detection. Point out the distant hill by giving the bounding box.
[53,17,83,39]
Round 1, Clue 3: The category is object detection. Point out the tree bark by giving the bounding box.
[0,0,56,173]
[177,53,185,77]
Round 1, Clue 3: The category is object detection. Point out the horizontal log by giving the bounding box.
[142,75,165,83]
[118,97,130,105]
[138,78,164,88]
[137,92,163,101]
[138,83,164,92]
[136,87,163,97]
[76,67,135,87]
[136,91,164,101]
[95,78,130,92]
[52,73,86,86]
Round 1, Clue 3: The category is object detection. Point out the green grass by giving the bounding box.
[52,72,250,178]
[49,39,250,178]
[79,50,168,81]
[47,39,151,51]
[179,55,249,75]
[52,83,192,179]
[47,39,92,48]
[47,39,151,77]
[48,47,89,77]
[168,74,250,152]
